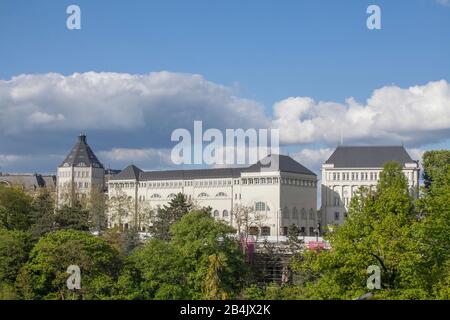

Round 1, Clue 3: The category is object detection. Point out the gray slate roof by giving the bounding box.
[113,165,143,180]
[111,154,316,181]
[0,174,56,190]
[60,135,104,168]
[325,146,416,168]
[244,154,316,176]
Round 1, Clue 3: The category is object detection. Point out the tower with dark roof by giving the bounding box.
[57,134,105,207]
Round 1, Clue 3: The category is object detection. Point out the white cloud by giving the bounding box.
[271,80,450,146]
[437,0,450,7]
[28,112,65,125]
[0,71,269,135]
[1,72,449,173]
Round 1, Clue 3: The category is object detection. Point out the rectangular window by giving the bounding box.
[260,227,271,236]
[334,197,340,206]
[334,212,340,221]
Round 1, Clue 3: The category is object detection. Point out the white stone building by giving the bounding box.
[320,146,420,227]
[108,154,318,237]
[57,134,105,207]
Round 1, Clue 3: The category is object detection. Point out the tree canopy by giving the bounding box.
[116,210,248,300]
[16,230,121,300]
[152,192,192,241]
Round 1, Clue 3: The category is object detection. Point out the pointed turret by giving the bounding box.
[60,134,104,168]
[57,134,105,208]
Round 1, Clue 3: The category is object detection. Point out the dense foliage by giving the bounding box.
[0,150,449,300]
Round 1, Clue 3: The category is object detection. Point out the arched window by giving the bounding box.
[213,210,220,218]
[292,207,299,219]
[198,192,208,197]
[282,206,289,219]
[301,208,307,220]
[222,210,229,218]
[309,209,315,220]
[151,193,161,198]
[216,192,227,197]
[255,201,266,211]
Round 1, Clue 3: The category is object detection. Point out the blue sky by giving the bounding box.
[0,0,449,174]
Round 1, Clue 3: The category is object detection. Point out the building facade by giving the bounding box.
[320,146,420,227]
[108,154,318,237]
[57,134,105,207]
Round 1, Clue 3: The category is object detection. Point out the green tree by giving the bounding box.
[30,188,55,239]
[202,253,229,299]
[170,209,247,299]
[88,187,108,233]
[416,151,450,297]
[152,193,192,241]
[287,224,303,253]
[0,185,33,231]
[53,204,90,231]
[117,209,248,300]
[16,230,121,300]
[0,229,32,299]
[121,226,142,256]
[292,162,424,299]
[422,150,450,189]
[115,239,187,300]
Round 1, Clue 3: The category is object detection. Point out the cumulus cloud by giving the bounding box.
[0,71,449,173]
[271,80,450,147]
[28,112,65,125]
[0,71,269,136]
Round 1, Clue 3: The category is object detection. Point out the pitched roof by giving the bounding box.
[325,146,416,168]
[111,154,316,181]
[244,154,316,176]
[112,165,143,180]
[60,134,104,168]
[0,174,56,190]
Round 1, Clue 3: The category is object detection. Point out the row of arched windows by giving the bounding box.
[145,192,228,199]
[282,207,316,220]
[213,210,229,218]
